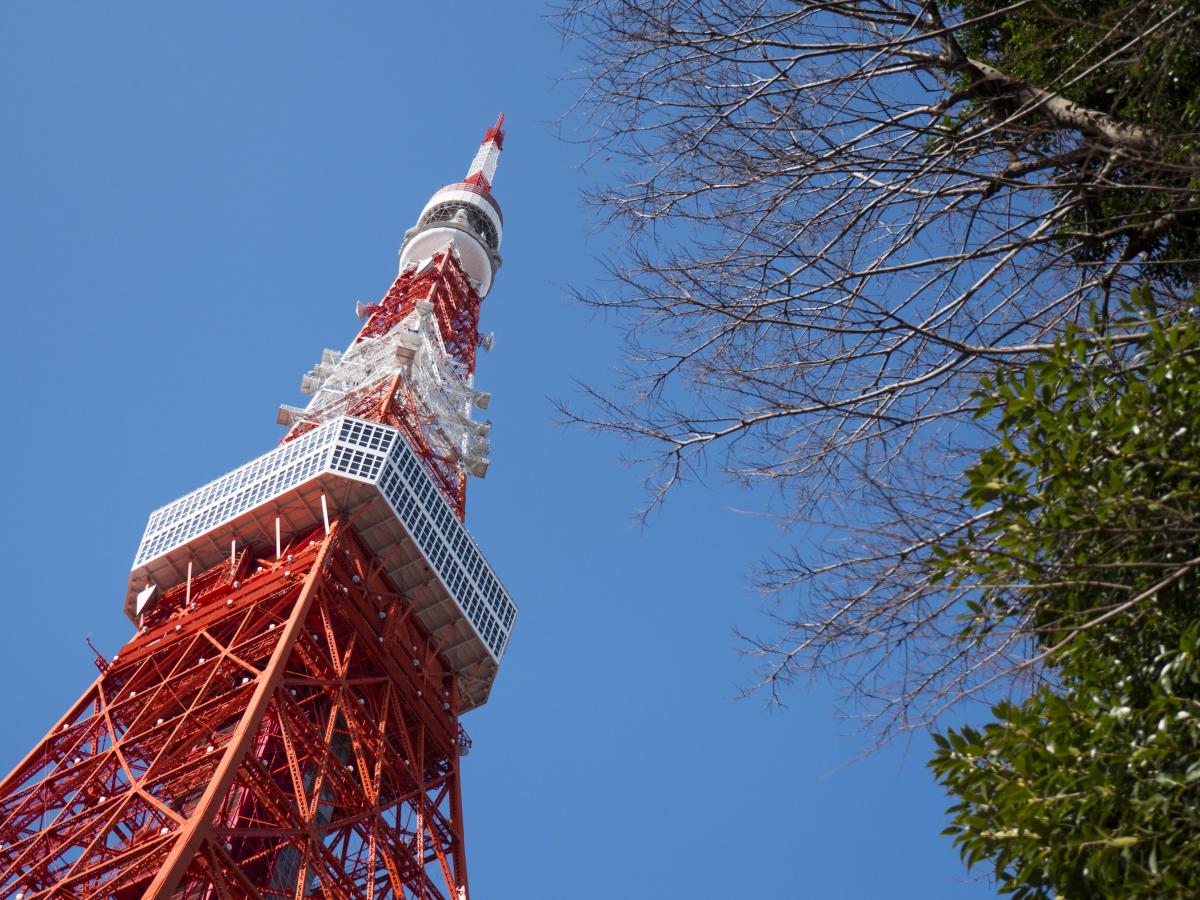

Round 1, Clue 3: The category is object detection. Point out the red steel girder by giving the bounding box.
[283,251,480,518]
[357,251,481,376]
[0,521,470,899]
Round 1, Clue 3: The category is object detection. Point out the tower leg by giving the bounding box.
[0,522,469,899]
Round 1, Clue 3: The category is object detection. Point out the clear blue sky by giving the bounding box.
[0,4,996,897]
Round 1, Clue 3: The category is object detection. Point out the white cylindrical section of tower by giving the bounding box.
[398,185,504,297]
[400,226,495,296]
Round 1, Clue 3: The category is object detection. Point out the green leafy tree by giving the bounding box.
[561,1,1200,892]
[931,636,1200,897]
[947,0,1200,278]
[930,295,1200,895]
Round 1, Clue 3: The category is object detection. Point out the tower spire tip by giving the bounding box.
[484,113,505,150]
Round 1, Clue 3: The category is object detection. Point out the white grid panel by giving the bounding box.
[132,416,516,660]
[328,418,396,482]
[135,421,340,566]
[376,436,516,658]
[297,306,490,490]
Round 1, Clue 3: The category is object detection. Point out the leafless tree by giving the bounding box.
[557,0,1200,734]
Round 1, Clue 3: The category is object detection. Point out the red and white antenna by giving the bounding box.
[397,114,507,297]
[464,113,505,191]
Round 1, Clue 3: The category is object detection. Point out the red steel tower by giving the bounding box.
[0,117,517,899]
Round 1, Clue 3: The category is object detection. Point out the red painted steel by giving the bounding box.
[0,522,471,898]
[0,122,508,898]
[356,251,482,375]
[286,250,481,518]
[482,114,504,150]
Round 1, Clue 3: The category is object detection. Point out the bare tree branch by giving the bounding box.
[557,0,1200,735]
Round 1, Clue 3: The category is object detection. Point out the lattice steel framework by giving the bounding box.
[0,117,514,898]
[0,524,471,899]
[287,250,488,517]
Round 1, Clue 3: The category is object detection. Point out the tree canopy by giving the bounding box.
[930,297,1200,895]
[560,0,1200,729]
[562,1,1200,892]
[948,0,1200,277]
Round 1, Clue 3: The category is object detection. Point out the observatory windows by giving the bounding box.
[417,201,499,250]
[135,415,516,662]
[330,444,385,481]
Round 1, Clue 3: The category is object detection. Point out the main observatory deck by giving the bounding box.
[128,415,517,710]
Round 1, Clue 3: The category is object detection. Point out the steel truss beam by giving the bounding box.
[286,251,484,518]
[0,522,469,899]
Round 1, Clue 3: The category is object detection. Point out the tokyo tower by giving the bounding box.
[0,116,518,899]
